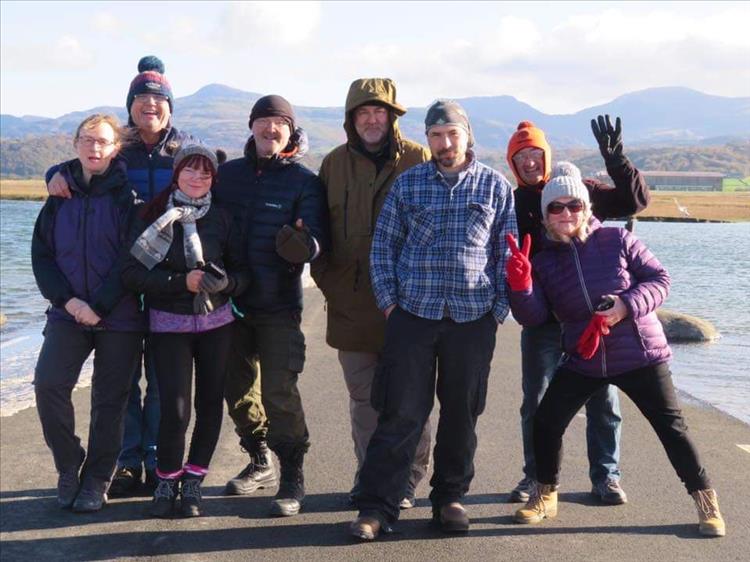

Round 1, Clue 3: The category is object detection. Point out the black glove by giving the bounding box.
[276,223,315,264]
[193,292,214,315]
[591,114,624,161]
[199,271,229,294]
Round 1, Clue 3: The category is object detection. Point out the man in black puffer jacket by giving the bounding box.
[214,95,328,517]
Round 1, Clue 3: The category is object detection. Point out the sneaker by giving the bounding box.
[692,489,726,537]
[180,476,203,518]
[509,476,535,503]
[433,502,470,533]
[57,449,85,509]
[225,440,277,496]
[149,478,178,519]
[399,481,417,509]
[108,466,142,498]
[72,485,107,513]
[591,479,628,505]
[514,482,558,524]
[350,515,381,541]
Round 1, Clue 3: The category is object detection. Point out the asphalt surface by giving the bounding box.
[1,289,748,561]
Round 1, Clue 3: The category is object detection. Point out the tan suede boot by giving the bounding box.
[514,482,558,524]
[692,489,726,537]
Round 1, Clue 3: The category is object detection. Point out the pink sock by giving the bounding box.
[156,468,184,480]
[183,463,208,477]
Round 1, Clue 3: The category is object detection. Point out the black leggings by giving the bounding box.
[534,362,711,494]
[151,324,232,473]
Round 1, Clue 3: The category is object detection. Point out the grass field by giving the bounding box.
[2,179,749,221]
[723,177,750,192]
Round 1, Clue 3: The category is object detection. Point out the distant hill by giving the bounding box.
[2,85,749,178]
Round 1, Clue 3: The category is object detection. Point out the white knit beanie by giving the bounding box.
[541,162,590,218]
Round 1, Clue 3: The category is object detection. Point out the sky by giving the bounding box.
[1,1,749,118]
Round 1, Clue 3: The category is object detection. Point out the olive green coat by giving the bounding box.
[312,79,430,351]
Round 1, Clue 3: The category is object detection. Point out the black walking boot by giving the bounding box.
[57,448,85,509]
[149,477,178,518]
[225,437,277,495]
[269,444,306,517]
[180,474,204,518]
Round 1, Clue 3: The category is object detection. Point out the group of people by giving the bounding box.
[31,56,725,540]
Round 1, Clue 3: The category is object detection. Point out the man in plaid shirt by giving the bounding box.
[350,100,517,540]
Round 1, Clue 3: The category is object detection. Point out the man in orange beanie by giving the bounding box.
[505,116,651,505]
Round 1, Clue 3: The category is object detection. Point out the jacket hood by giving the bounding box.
[243,126,309,166]
[343,78,407,158]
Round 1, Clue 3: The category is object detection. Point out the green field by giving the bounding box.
[723,177,750,191]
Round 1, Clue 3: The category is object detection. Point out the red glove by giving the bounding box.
[505,233,532,291]
[576,315,611,360]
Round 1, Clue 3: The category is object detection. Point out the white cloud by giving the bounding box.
[216,1,322,48]
[91,12,119,33]
[2,34,94,72]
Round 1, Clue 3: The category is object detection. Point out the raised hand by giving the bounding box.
[505,233,532,292]
[590,114,623,161]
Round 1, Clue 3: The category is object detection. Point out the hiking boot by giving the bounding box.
[57,448,85,509]
[149,477,178,519]
[514,482,557,524]
[509,476,535,503]
[108,466,142,497]
[591,478,628,505]
[72,481,108,513]
[180,475,203,518]
[225,439,277,495]
[399,480,417,510]
[433,502,470,533]
[350,515,381,541]
[269,444,306,517]
[692,489,726,537]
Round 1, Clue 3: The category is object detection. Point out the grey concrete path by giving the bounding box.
[1,290,749,561]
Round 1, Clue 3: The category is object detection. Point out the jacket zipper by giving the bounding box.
[353,259,361,292]
[148,152,154,200]
[344,190,349,240]
[82,196,91,300]
[570,242,608,376]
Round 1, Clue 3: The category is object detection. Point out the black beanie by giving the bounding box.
[248,95,295,130]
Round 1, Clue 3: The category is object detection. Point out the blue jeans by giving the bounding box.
[117,339,159,471]
[520,322,622,485]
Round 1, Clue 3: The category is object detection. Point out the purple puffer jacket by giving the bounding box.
[510,219,671,377]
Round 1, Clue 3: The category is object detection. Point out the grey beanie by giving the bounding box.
[425,99,475,147]
[173,144,219,173]
[541,162,590,218]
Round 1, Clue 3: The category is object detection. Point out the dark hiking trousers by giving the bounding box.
[534,362,711,493]
[357,307,497,524]
[224,310,309,452]
[34,321,142,485]
[151,323,233,473]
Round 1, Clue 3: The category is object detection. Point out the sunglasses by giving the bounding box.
[547,200,585,215]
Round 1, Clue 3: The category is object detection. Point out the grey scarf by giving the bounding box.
[131,189,211,270]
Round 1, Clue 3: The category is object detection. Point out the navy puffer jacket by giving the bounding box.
[32,157,144,332]
[510,219,671,377]
[214,129,329,314]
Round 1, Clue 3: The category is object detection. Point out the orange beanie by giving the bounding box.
[506,121,552,186]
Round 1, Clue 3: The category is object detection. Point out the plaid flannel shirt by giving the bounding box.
[370,155,517,323]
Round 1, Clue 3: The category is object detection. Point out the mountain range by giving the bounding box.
[2,85,749,178]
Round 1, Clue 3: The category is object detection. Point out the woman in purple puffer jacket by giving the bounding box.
[506,162,725,538]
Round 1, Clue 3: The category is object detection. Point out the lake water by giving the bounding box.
[1,200,749,424]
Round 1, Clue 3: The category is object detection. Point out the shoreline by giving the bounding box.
[2,181,750,221]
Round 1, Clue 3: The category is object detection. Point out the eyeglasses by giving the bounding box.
[253,117,290,129]
[180,167,213,181]
[547,200,585,215]
[133,93,168,104]
[77,136,115,148]
[512,148,545,165]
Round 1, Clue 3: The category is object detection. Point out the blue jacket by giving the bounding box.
[214,130,329,313]
[32,157,145,332]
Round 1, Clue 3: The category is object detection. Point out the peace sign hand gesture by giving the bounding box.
[505,233,532,292]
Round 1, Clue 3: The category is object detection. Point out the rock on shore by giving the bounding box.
[657,309,718,342]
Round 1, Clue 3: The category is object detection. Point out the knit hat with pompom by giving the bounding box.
[126,56,173,114]
[540,162,590,218]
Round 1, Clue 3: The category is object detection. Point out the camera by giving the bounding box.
[595,296,615,311]
[202,262,226,280]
